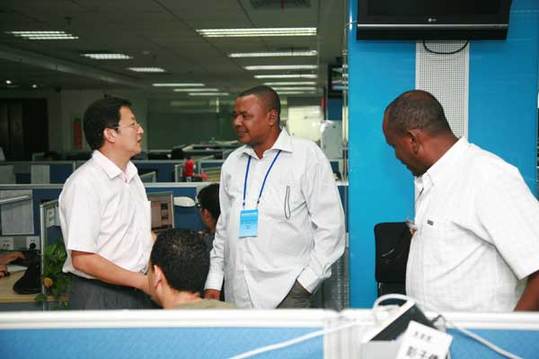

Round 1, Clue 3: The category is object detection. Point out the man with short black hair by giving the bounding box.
[383,89,539,312]
[148,229,233,309]
[204,85,345,309]
[60,96,153,309]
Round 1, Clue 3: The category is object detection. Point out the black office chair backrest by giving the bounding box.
[374,222,412,287]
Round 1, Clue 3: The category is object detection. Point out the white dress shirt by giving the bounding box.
[205,129,345,308]
[407,138,539,312]
[60,150,152,279]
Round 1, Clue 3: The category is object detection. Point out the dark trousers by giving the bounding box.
[277,280,313,309]
[69,275,155,310]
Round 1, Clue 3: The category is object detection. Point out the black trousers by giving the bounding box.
[68,275,155,310]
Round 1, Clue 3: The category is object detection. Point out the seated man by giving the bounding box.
[147,229,234,309]
[196,183,220,252]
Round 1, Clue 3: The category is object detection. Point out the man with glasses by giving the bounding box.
[59,96,154,309]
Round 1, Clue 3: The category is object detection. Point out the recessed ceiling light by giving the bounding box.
[196,27,316,38]
[5,80,12,85]
[272,87,318,91]
[82,53,132,60]
[173,88,220,92]
[264,81,317,86]
[32,84,38,88]
[229,50,318,58]
[254,74,318,79]
[128,67,165,73]
[188,92,229,96]
[7,30,78,40]
[276,91,318,95]
[153,83,205,87]
[245,65,318,71]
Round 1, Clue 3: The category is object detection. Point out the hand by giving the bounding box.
[0,264,8,278]
[0,251,24,265]
[204,289,221,300]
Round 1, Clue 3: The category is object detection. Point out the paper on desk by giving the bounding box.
[7,264,27,273]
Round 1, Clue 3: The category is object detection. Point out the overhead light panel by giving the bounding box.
[189,92,229,96]
[254,74,318,79]
[5,80,12,85]
[174,88,220,92]
[245,65,318,71]
[229,50,317,58]
[153,83,205,87]
[7,31,79,40]
[276,91,318,95]
[82,53,132,60]
[197,27,316,38]
[128,67,165,73]
[272,87,318,91]
[264,81,317,86]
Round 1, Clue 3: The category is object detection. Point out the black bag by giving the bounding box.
[374,222,412,285]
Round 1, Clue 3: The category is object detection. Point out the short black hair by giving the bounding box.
[238,85,281,123]
[384,90,452,135]
[197,183,220,220]
[150,229,209,294]
[83,96,132,150]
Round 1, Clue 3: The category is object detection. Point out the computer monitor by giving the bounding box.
[147,192,175,233]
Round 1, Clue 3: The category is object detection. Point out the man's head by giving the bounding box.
[232,85,281,148]
[83,97,144,156]
[197,183,220,231]
[382,90,455,176]
[148,229,209,307]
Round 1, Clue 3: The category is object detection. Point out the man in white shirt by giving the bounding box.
[60,97,153,309]
[204,86,345,309]
[382,89,539,312]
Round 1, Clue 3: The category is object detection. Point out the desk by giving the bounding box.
[0,272,42,311]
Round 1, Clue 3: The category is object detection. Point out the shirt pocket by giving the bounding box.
[261,180,304,223]
[420,217,470,268]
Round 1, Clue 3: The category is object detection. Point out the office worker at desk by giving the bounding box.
[204,86,345,309]
[148,229,233,310]
[382,89,539,312]
[60,97,153,309]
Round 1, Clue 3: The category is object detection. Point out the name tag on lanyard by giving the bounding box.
[239,209,259,238]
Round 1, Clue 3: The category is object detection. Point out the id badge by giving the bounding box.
[239,209,258,238]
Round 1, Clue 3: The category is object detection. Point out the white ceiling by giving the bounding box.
[0,0,346,99]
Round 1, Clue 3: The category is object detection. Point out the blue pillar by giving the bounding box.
[347,0,539,308]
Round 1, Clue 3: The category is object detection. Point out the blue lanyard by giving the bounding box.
[242,150,282,208]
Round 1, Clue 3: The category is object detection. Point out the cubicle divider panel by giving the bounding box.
[48,162,76,184]
[0,310,333,359]
[133,160,183,182]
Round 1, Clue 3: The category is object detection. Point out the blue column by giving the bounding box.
[347,0,539,308]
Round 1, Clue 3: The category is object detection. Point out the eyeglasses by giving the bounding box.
[112,120,141,131]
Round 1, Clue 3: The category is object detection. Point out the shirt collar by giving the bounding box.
[419,137,469,187]
[240,128,293,158]
[92,150,138,182]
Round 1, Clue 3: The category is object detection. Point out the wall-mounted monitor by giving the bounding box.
[356,0,512,40]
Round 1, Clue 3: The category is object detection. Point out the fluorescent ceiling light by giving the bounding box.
[7,31,78,40]
[245,65,318,71]
[276,91,318,95]
[272,87,317,91]
[174,88,220,92]
[229,50,317,58]
[189,92,229,96]
[197,27,316,38]
[5,80,12,85]
[82,53,132,60]
[128,67,165,73]
[153,83,205,87]
[264,81,317,86]
[254,74,318,79]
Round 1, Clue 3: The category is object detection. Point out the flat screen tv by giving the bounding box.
[357,0,512,40]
